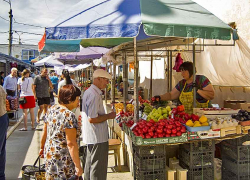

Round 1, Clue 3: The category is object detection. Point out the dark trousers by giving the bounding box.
[84,141,108,180]
[0,114,9,180]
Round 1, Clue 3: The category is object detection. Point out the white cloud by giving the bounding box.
[0,0,81,45]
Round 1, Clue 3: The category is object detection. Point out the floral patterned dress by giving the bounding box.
[43,104,80,180]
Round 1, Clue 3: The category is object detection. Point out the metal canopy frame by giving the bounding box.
[105,36,236,121]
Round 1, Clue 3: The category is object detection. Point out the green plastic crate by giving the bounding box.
[123,123,187,146]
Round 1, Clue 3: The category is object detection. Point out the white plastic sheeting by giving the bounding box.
[182,38,250,86]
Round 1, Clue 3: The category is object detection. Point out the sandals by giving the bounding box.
[36,118,40,123]
[19,128,27,131]
[31,127,36,130]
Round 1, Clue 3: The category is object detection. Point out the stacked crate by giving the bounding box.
[133,144,166,180]
[222,135,250,180]
[179,140,215,180]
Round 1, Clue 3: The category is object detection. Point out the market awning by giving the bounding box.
[42,0,231,49]
[55,46,109,60]
[38,33,81,52]
[34,55,63,67]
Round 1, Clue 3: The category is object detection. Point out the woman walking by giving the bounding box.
[58,69,77,94]
[40,85,83,179]
[18,69,36,131]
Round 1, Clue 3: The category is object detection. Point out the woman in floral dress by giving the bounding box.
[40,85,83,179]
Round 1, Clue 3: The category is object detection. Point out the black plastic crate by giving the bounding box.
[180,161,214,180]
[180,140,215,153]
[134,153,166,171]
[222,155,250,176]
[179,147,214,168]
[134,168,166,180]
[222,141,250,161]
[224,134,250,146]
[133,144,165,156]
[222,167,250,180]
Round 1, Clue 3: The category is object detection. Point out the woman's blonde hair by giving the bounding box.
[21,69,30,81]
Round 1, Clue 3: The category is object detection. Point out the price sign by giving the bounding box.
[142,114,148,120]
[130,123,137,130]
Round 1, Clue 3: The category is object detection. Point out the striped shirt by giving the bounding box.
[81,84,108,144]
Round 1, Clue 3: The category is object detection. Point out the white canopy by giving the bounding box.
[34,55,63,67]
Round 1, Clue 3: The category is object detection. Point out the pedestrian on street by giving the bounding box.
[3,68,18,119]
[3,68,18,97]
[50,72,59,95]
[58,69,77,94]
[0,72,4,86]
[81,69,116,180]
[39,84,83,179]
[17,69,36,131]
[0,85,9,180]
[33,68,53,123]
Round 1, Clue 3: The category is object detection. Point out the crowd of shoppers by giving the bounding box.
[1,68,115,180]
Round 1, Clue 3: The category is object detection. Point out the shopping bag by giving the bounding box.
[21,155,45,180]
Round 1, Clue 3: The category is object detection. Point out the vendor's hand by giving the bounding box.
[39,148,44,158]
[108,112,116,119]
[75,166,83,177]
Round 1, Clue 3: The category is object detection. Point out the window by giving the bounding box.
[22,50,35,61]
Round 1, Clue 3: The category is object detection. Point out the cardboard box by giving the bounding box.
[166,166,176,180]
[224,100,250,110]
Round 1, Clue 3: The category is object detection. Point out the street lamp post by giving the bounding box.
[3,0,13,56]
[14,31,23,44]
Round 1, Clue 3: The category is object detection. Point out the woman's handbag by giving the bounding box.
[19,78,29,105]
[19,97,27,104]
[21,155,45,180]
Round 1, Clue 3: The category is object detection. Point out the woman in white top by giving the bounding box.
[58,69,77,94]
[18,69,36,131]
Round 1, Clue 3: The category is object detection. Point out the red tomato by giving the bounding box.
[172,129,177,134]
[176,131,182,136]
[166,129,172,134]
[157,128,163,134]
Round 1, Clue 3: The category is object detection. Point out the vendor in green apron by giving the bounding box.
[156,62,215,114]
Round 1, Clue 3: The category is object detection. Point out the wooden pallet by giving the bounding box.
[242,126,250,134]
[220,125,242,137]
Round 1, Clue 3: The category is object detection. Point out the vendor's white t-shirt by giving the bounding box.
[17,77,34,96]
[58,79,77,91]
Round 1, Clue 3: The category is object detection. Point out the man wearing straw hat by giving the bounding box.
[81,69,116,180]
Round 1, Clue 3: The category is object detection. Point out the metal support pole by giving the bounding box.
[8,8,13,56]
[134,37,139,122]
[111,63,116,103]
[105,64,108,104]
[91,61,94,82]
[193,43,196,108]
[167,50,170,92]
[122,51,127,112]
[149,51,153,99]
[170,51,173,90]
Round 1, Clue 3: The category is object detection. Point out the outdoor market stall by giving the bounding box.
[37,0,250,179]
